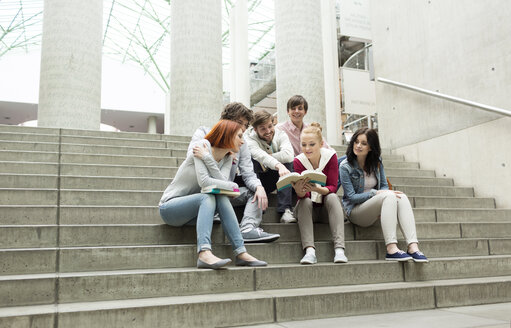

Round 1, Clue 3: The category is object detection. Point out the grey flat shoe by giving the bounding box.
[235,258,267,267]
[197,258,231,269]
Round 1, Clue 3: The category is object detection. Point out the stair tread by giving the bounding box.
[1,275,510,317]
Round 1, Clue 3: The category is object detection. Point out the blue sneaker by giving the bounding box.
[385,250,412,261]
[407,251,429,263]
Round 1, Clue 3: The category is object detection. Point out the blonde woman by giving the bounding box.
[292,123,347,264]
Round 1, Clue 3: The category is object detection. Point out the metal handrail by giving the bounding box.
[343,115,369,129]
[343,43,372,69]
[377,77,511,117]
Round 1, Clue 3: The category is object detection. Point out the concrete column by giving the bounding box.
[229,0,250,107]
[164,91,170,134]
[169,0,222,135]
[321,0,342,145]
[275,0,326,133]
[147,116,157,134]
[38,0,102,130]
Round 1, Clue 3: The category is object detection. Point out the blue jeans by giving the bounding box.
[159,193,246,256]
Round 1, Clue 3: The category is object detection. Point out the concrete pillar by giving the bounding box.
[147,116,157,134]
[229,0,250,107]
[169,0,222,135]
[321,0,342,145]
[38,0,102,130]
[275,0,326,133]
[164,91,171,134]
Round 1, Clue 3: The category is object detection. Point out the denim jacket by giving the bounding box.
[339,157,389,216]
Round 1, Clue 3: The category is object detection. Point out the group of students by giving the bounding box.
[159,95,428,269]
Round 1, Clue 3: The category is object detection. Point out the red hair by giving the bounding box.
[205,120,242,149]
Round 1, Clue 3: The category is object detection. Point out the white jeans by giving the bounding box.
[349,191,418,245]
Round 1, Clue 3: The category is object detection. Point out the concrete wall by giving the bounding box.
[371,0,511,207]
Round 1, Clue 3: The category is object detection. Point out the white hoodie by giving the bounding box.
[245,126,294,171]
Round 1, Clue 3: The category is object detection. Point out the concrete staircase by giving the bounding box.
[0,124,510,327]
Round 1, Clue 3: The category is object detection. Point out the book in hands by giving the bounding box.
[276,170,327,191]
[201,185,240,197]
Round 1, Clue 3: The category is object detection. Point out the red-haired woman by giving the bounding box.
[159,120,266,269]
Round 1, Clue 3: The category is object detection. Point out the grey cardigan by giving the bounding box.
[159,139,238,206]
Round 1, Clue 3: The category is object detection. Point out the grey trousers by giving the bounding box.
[349,191,418,245]
[294,193,345,250]
[229,187,263,232]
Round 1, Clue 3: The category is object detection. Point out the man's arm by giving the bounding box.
[271,130,294,164]
[187,126,208,157]
[237,142,262,191]
[246,135,280,171]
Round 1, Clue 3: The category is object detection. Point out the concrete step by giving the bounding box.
[0,174,58,189]
[0,141,60,153]
[0,205,57,225]
[383,168,435,177]
[1,258,510,307]
[2,256,511,308]
[0,225,57,248]
[436,209,511,222]
[1,275,510,327]
[60,135,191,150]
[394,185,474,197]
[0,132,59,143]
[387,176,453,186]
[0,240,374,275]
[260,206,436,224]
[3,237,508,276]
[59,164,177,178]
[60,176,171,191]
[413,196,495,209]
[0,124,59,135]
[60,143,175,157]
[62,128,190,142]
[268,193,493,210]
[3,220,507,249]
[0,189,58,205]
[58,206,160,224]
[0,150,59,163]
[0,161,58,174]
[7,204,434,226]
[60,153,184,167]
[59,190,161,206]
[381,161,419,169]
[60,135,168,149]
[266,221,511,242]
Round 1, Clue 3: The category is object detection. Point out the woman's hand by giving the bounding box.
[292,178,311,197]
[308,183,329,195]
[192,143,208,159]
[376,189,403,199]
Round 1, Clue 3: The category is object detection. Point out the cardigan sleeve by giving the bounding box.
[323,155,338,194]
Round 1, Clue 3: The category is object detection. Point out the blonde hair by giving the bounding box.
[301,122,323,142]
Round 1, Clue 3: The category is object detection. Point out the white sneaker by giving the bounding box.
[280,208,297,223]
[300,253,317,265]
[334,248,348,263]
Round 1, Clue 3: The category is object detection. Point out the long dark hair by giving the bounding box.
[346,128,381,174]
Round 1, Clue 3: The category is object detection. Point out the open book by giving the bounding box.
[276,170,327,191]
[201,185,241,197]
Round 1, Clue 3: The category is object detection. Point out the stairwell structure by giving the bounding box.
[0,124,510,326]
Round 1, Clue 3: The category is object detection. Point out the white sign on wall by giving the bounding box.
[339,0,372,42]
[342,67,375,116]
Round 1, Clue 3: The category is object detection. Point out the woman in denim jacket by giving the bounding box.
[339,128,428,262]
